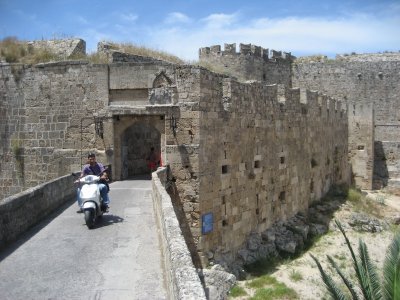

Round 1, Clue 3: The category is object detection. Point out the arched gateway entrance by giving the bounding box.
[122,123,160,177]
[113,115,165,180]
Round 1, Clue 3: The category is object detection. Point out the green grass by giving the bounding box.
[241,275,298,299]
[246,275,278,289]
[249,282,298,300]
[289,269,303,282]
[229,284,248,297]
[347,188,362,203]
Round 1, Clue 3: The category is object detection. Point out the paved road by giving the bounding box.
[0,178,167,300]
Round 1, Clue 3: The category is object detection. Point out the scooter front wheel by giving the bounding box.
[84,209,95,229]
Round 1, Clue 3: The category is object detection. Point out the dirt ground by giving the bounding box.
[235,190,400,299]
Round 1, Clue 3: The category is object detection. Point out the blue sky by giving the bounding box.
[0,0,399,61]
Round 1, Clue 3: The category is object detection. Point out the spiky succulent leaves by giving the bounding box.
[336,222,364,275]
[327,255,361,300]
[382,231,400,300]
[335,220,374,299]
[357,239,382,300]
[310,253,349,300]
[335,220,383,300]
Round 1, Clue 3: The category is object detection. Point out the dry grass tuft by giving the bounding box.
[347,188,385,217]
[104,41,186,65]
[0,37,186,65]
[0,37,64,64]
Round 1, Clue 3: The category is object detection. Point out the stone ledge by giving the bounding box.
[152,167,206,300]
[0,174,76,250]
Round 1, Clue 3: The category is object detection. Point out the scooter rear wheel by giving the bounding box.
[84,209,95,229]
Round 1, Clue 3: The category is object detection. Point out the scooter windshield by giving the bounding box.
[81,175,99,184]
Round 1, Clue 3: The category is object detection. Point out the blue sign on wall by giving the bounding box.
[202,212,213,234]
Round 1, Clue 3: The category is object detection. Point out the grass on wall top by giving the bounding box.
[103,41,185,65]
[0,37,186,65]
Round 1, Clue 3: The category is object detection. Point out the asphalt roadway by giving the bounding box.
[0,178,167,300]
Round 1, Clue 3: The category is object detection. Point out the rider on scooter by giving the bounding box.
[76,152,110,212]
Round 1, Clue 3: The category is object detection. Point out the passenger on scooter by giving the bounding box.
[76,152,110,212]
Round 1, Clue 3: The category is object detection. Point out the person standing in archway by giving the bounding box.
[146,147,160,173]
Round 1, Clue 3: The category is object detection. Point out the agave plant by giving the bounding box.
[311,219,400,300]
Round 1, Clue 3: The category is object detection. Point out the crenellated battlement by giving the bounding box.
[199,43,293,62]
[199,43,294,86]
[217,76,346,119]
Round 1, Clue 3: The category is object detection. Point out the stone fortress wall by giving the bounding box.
[191,71,350,263]
[199,43,293,87]
[0,38,397,268]
[200,43,400,191]
[0,61,109,197]
[292,54,400,189]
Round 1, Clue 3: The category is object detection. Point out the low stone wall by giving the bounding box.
[0,174,76,250]
[151,167,206,300]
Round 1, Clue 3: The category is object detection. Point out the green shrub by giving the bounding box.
[250,282,298,300]
[246,275,278,289]
[289,269,303,282]
[229,285,247,297]
[0,36,27,62]
[347,188,362,202]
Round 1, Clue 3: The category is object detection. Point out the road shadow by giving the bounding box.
[0,198,76,262]
[94,214,124,228]
[124,174,152,180]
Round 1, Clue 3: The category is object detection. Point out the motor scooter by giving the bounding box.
[77,174,108,229]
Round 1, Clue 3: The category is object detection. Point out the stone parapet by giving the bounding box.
[152,167,206,300]
[199,43,293,62]
[199,43,293,85]
[335,52,400,62]
[0,173,76,250]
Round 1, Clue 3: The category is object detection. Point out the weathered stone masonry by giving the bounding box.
[292,54,400,189]
[199,43,293,86]
[190,71,349,264]
[0,61,109,197]
[4,40,395,269]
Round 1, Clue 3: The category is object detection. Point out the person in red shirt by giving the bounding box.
[146,147,161,173]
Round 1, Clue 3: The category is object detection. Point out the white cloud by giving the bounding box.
[165,12,191,24]
[120,12,138,22]
[145,11,400,61]
[201,13,238,28]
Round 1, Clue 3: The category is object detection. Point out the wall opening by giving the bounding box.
[222,165,229,174]
[121,122,161,178]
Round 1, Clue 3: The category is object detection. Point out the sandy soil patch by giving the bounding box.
[232,190,400,300]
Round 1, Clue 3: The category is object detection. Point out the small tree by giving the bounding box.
[311,220,400,300]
